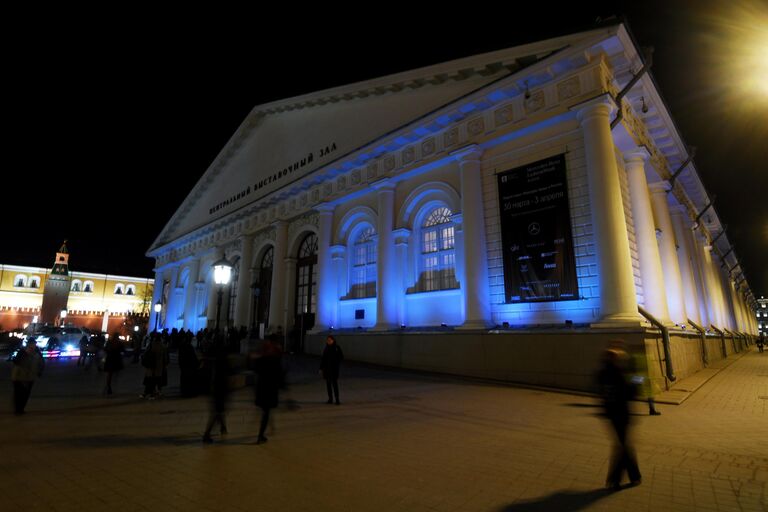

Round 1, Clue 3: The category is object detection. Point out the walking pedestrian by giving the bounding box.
[253,336,283,444]
[103,332,125,396]
[597,341,642,490]
[11,339,44,415]
[202,337,231,443]
[320,335,343,405]
[758,333,765,353]
[628,344,661,415]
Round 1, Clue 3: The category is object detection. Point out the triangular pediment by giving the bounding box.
[148,27,611,254]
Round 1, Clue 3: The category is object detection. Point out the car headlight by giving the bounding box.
[65,344,75,352]
[36,337,49,348]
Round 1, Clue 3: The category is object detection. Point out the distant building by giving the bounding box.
[0,243,153,332]
[758,296,767,337]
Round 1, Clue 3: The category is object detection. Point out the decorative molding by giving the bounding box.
[402,146,415,165]
[524,90,545,114]
[494,104,515,126]
[444,127,459,147]
[467,117,485,136]
[422,138,436,157]
[351,169,362,185]
[383,156,396,172]
[556,76,581,101]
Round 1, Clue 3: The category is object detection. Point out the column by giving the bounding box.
[576,99,641,325]
[648,183,687,325]
[700,239,724,328]
[183,258,201,331]
[454,146,492,329]
[692,233,715,327]
[234,235,254,328]
[206,247,224,329]
[269,221,288,332]
[313,204,335,331]
[393,228,411,327]
[624,149,670,324]
[373,183,397,330]
[149,268,164,332]
[167,266,180,328]
[670,207,702,326]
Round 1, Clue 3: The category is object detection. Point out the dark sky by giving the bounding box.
[4,2,767,301]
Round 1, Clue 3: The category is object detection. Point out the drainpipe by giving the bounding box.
[611,48,654,130]
[710,325,727,358]
[638,305,676,382]
[688,318,708,366]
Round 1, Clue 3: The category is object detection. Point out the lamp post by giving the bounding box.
[153,302,162,332]
[213,257,233,332]
[60,309,67,327]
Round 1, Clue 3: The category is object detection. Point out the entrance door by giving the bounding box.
[293,233,317,352]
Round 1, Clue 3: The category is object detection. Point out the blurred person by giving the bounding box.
[628,344,661,415]
[202,337,231,443]
[11,339,44,415]
[103,332,125,396]
[320,335,344,405]
[253,335,284,444]
[597,340,642,489]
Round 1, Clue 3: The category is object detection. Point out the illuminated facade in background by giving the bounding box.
[758,297,767,336]
[0,245,153,332]
[148,23,757,389]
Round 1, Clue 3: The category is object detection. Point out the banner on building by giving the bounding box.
[497,154,578,303]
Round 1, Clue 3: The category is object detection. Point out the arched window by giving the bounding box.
[125,285,135,296]
[14,275,27,288]
[256,247,274,329]
[83,281,94,293]
[420,207,457,292]
[114,284,125,295]
[295,233,318,319]
[29,276,40,289]
[71,280,82,292]
[350,227,376,298]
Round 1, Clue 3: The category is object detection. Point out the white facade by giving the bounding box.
[147,24,756,340]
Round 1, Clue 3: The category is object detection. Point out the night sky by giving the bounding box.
[4,2,767,301]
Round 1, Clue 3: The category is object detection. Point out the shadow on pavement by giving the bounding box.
[497,488,614,511]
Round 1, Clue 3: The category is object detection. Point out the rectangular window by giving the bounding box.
[422,231,437,253]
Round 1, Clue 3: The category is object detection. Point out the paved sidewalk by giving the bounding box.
[0,348,766,511]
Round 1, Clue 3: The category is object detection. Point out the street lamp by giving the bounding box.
[213,257,233,332]
[60,309,67,327]
[154,302,162,332]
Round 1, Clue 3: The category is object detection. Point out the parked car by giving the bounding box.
[33,326,92,357]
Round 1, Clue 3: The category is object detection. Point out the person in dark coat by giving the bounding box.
[103,333,125,395]
[253,336,283,444]
[597,341,642,489]
[178,335,200,397]
[320,335,343,405]
[11,339,44,415]
[202,339,231,443]
[141,333,168,399]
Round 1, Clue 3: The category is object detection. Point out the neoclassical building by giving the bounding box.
[148,22,758,391]
[0,244,153,333]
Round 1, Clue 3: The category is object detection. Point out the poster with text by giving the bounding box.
[497,154,578,303]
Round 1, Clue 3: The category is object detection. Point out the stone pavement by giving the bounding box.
[0,347,765,512]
